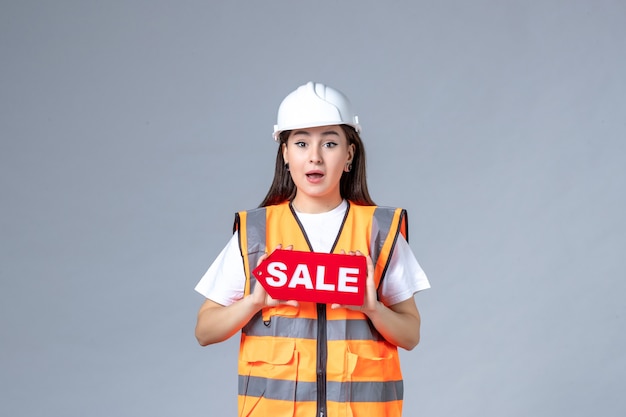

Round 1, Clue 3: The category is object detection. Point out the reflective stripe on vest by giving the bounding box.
[234,201,408,417]
[239,376,403,403]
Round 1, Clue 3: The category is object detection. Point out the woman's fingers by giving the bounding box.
[255,244,299,308]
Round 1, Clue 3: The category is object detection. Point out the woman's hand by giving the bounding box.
[195,244,298,346]
[250,244,299,309]
[331,250,378,312]
[330,249,422,350]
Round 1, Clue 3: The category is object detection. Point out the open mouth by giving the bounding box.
[306,170,324,178]
[306,170,324,181]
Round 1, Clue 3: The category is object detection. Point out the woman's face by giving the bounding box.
[283,125,354,213]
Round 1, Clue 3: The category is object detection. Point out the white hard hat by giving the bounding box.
[273,81,361,141]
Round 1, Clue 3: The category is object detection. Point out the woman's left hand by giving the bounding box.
[330,249,422,350]
[331,250,379,314]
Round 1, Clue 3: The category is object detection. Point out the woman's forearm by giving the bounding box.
[195,296,261,346]
[364,298,421,350]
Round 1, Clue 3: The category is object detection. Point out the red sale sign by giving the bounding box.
[252,249,367,305]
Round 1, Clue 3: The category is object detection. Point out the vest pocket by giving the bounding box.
[261,304,300,324]
[321,343,401,417]
[239,339,298,417]
[345,342,395,377]
[345,342,402,400]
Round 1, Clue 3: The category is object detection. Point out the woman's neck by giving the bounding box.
[291,195,344,214]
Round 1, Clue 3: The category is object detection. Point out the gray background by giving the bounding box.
[1,1,624,416]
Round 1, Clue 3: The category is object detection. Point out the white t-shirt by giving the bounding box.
[195,200,430,306]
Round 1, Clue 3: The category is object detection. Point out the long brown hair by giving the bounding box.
[259,125,375,207]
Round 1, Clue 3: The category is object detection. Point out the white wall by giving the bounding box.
[1,1,624,416]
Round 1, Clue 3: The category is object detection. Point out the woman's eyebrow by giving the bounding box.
[291,129,340,137]
[292,130,311,136]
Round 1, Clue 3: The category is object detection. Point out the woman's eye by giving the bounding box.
[294,141,307,148]
[323,142,337,148]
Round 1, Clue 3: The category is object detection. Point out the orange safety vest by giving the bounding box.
[234,201,408,417]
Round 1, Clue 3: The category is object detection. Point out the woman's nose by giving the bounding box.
[309,148,322,163]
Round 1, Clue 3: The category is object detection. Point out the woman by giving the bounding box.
[195,81,430,417]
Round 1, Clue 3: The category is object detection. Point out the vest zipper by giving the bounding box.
[288,201,349,417]
[316,302,327,417]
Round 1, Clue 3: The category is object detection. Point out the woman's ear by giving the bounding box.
[282,142,288,165]
[347,143,355,164]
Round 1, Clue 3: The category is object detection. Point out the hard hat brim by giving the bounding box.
[273,121,361,141]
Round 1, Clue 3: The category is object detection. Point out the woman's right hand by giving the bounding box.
[195,244,298,346]
[250,244,299,309]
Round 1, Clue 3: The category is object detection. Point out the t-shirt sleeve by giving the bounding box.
[194,232,246,306]
[378,234,430,306]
